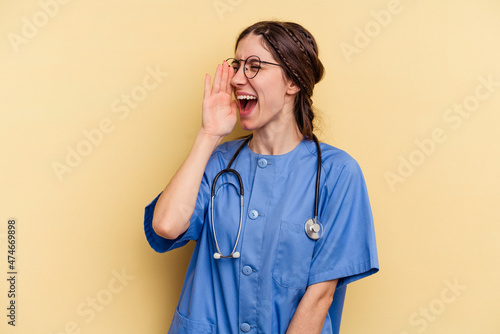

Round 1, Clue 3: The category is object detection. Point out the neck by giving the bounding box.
[249,125,303,155]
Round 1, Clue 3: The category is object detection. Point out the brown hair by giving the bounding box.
[235,21,324,139]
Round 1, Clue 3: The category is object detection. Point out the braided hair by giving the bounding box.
[235,21,324,139]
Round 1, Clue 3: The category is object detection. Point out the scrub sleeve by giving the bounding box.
[311,159,379,332]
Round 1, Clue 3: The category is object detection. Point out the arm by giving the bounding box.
[286,279,338,334]
[152,62,237,239]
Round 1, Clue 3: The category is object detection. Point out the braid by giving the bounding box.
[302,31,317,53]
[283,27,312,67]
[287,23,322,84]
[298,94,315,138]
[261,27,316,138]
[286,28,322,85]
[261,33,313,97]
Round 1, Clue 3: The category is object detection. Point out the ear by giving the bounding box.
[286,80,301,96]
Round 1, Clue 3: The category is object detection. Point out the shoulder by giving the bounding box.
[212,138,247,156]
[210,138,248,163]
[303,140,367,192]
[304,140,362,173]
[204,137,248,173]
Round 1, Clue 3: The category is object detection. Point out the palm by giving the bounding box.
[202,62,238,137]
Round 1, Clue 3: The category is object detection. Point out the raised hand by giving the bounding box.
[201,61,238,138]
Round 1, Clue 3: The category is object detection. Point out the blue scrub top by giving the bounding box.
[144,138,379,334]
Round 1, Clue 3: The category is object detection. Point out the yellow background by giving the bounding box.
[1,0,499,333]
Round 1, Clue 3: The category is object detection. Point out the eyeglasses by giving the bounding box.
[226,55,282,79]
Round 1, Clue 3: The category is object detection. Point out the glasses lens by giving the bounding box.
[244,56,261,79]
[227,58,239,72]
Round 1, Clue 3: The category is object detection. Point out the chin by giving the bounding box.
[238,112,257,132]
[239,121,254,132]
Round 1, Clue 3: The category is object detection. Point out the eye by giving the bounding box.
[246,59,260,70]
[227,59,239,71]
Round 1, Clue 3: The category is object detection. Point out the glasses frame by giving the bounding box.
[226,55,282,79]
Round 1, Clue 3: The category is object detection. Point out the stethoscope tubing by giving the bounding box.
[313,134,321,220]
[211,168,244,259]
[211,134,322,259]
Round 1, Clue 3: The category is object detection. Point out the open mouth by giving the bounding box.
[237,95,258,114]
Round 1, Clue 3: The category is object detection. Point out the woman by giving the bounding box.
[144,21,378,333]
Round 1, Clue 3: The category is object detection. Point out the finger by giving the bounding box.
[220,60,229,93]
[226,62,235,95]
[211,64,222,95]
[204,73,211,99]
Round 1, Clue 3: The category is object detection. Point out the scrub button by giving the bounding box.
[242,265,253,275]
[258,158,268,168]
[240,323,251,332]
[248,210,259,219]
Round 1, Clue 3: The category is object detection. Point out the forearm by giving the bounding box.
[152,129,223,239]
[153,61,236,240]
[286,279,338,334]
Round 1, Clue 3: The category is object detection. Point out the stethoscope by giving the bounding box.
[211,134,323,259]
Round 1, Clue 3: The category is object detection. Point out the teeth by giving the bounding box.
[237,95,257,100]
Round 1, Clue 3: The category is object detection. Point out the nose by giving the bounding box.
[230,64,247,87]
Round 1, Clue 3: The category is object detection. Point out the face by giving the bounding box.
[230,34,299,132]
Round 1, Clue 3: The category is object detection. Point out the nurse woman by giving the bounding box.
[144,21,379,333]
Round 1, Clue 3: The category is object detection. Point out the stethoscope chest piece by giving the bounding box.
[211,134,324,258]
[305,218,323,240]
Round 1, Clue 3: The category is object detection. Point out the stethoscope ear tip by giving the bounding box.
[232,252,240,258]
[214,253,221,259]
